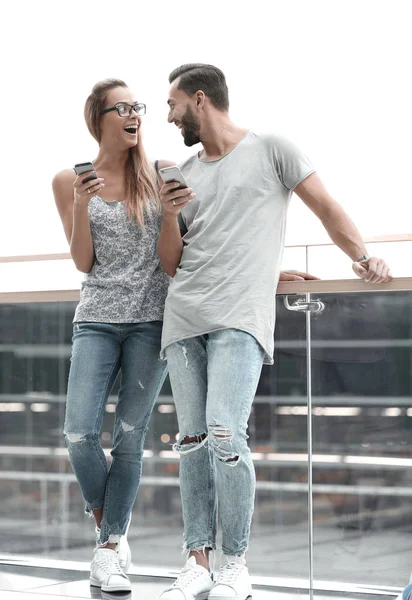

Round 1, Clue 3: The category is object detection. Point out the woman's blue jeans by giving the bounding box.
[64,321,167,544]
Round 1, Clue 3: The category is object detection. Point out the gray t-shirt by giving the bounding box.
[161,131,315,364]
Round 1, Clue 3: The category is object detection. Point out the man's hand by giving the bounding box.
[352,257,392,283]
[279,270,320,282]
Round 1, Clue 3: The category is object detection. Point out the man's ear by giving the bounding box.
[196,91,206,108]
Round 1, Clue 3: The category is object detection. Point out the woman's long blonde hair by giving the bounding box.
[84,78,159,227]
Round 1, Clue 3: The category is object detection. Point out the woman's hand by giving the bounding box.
[159,182,195,220]
[73,171,105,206]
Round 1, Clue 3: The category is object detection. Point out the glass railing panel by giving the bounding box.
[250,296,309,580]
[310,290,412,586]
[0,298,310,581]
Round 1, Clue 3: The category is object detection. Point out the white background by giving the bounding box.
[1,0,411,260]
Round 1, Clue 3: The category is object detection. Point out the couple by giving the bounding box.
[53,63,392,599]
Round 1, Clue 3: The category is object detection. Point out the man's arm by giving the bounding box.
[294,173,392,283]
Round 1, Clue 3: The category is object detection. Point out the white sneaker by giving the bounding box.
[95,515,132,573]
[159,556,214,600]
[90,548,132,592]
[117,515,132,573]
[209,556,252,600]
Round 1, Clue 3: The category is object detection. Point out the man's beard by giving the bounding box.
[181,106,201,147]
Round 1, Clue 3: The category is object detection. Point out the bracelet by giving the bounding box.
[356,254,370,263]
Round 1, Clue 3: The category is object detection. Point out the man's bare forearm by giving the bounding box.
[158,216,183,277]
[321,204,367,262]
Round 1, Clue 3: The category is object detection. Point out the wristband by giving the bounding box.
[356,254,370,263]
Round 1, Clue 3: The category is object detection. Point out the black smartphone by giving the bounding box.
[74,162,97,184]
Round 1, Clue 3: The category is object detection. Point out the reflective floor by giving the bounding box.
[0,565,277,599]
[0,562,400,600]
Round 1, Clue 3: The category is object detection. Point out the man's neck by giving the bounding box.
[199,116,248,162]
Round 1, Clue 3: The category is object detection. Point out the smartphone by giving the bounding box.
[159,166,188,190]
[74,162,97,184]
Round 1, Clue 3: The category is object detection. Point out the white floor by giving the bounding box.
[0,562,401,600]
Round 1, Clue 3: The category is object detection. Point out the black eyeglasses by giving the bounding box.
[100,102,146,117]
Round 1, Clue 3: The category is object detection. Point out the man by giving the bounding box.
[158,63,391,600]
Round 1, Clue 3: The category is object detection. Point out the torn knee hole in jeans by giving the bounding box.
[173,432,208,454]
[120,419,136,433]
[65,432,88,444]
[173,426,240,465]
[209,425,239,465]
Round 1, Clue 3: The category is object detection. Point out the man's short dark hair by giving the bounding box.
[169,63,229,111]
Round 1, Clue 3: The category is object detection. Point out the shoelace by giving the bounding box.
[216,562,244,585]
[95,552,124,576]
[171,565,202,588]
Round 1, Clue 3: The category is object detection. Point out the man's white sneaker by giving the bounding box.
[90,548,132,592]
[159,556,214,600]
[209,556,252,600]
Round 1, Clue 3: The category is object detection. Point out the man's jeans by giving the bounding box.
[165,329,264,556]
[64,321,167,545]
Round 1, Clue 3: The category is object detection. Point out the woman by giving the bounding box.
[52,79,184,593]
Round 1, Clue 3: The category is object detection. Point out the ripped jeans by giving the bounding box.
[165,329,264,557]
[64,321,167,545]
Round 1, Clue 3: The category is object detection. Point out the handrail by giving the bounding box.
[283,232,412,248]
[0,290,81,304]
[0,253,70,263]
[0,234,411,263]
[1,470,411,496]
[277,276,412,294]
[0,277,411,304]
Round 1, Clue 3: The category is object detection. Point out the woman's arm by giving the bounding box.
[155,160,194,277]
[52,169,104,273]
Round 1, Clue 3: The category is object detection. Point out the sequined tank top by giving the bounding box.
[74,195,170,323]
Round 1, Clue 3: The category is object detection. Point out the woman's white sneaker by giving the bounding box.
[159,556,214,600]
[209,556,252,600]
[117,515,132,573]
[95,518,132,574]
[90,548,132,592]
[117,533,132,573]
